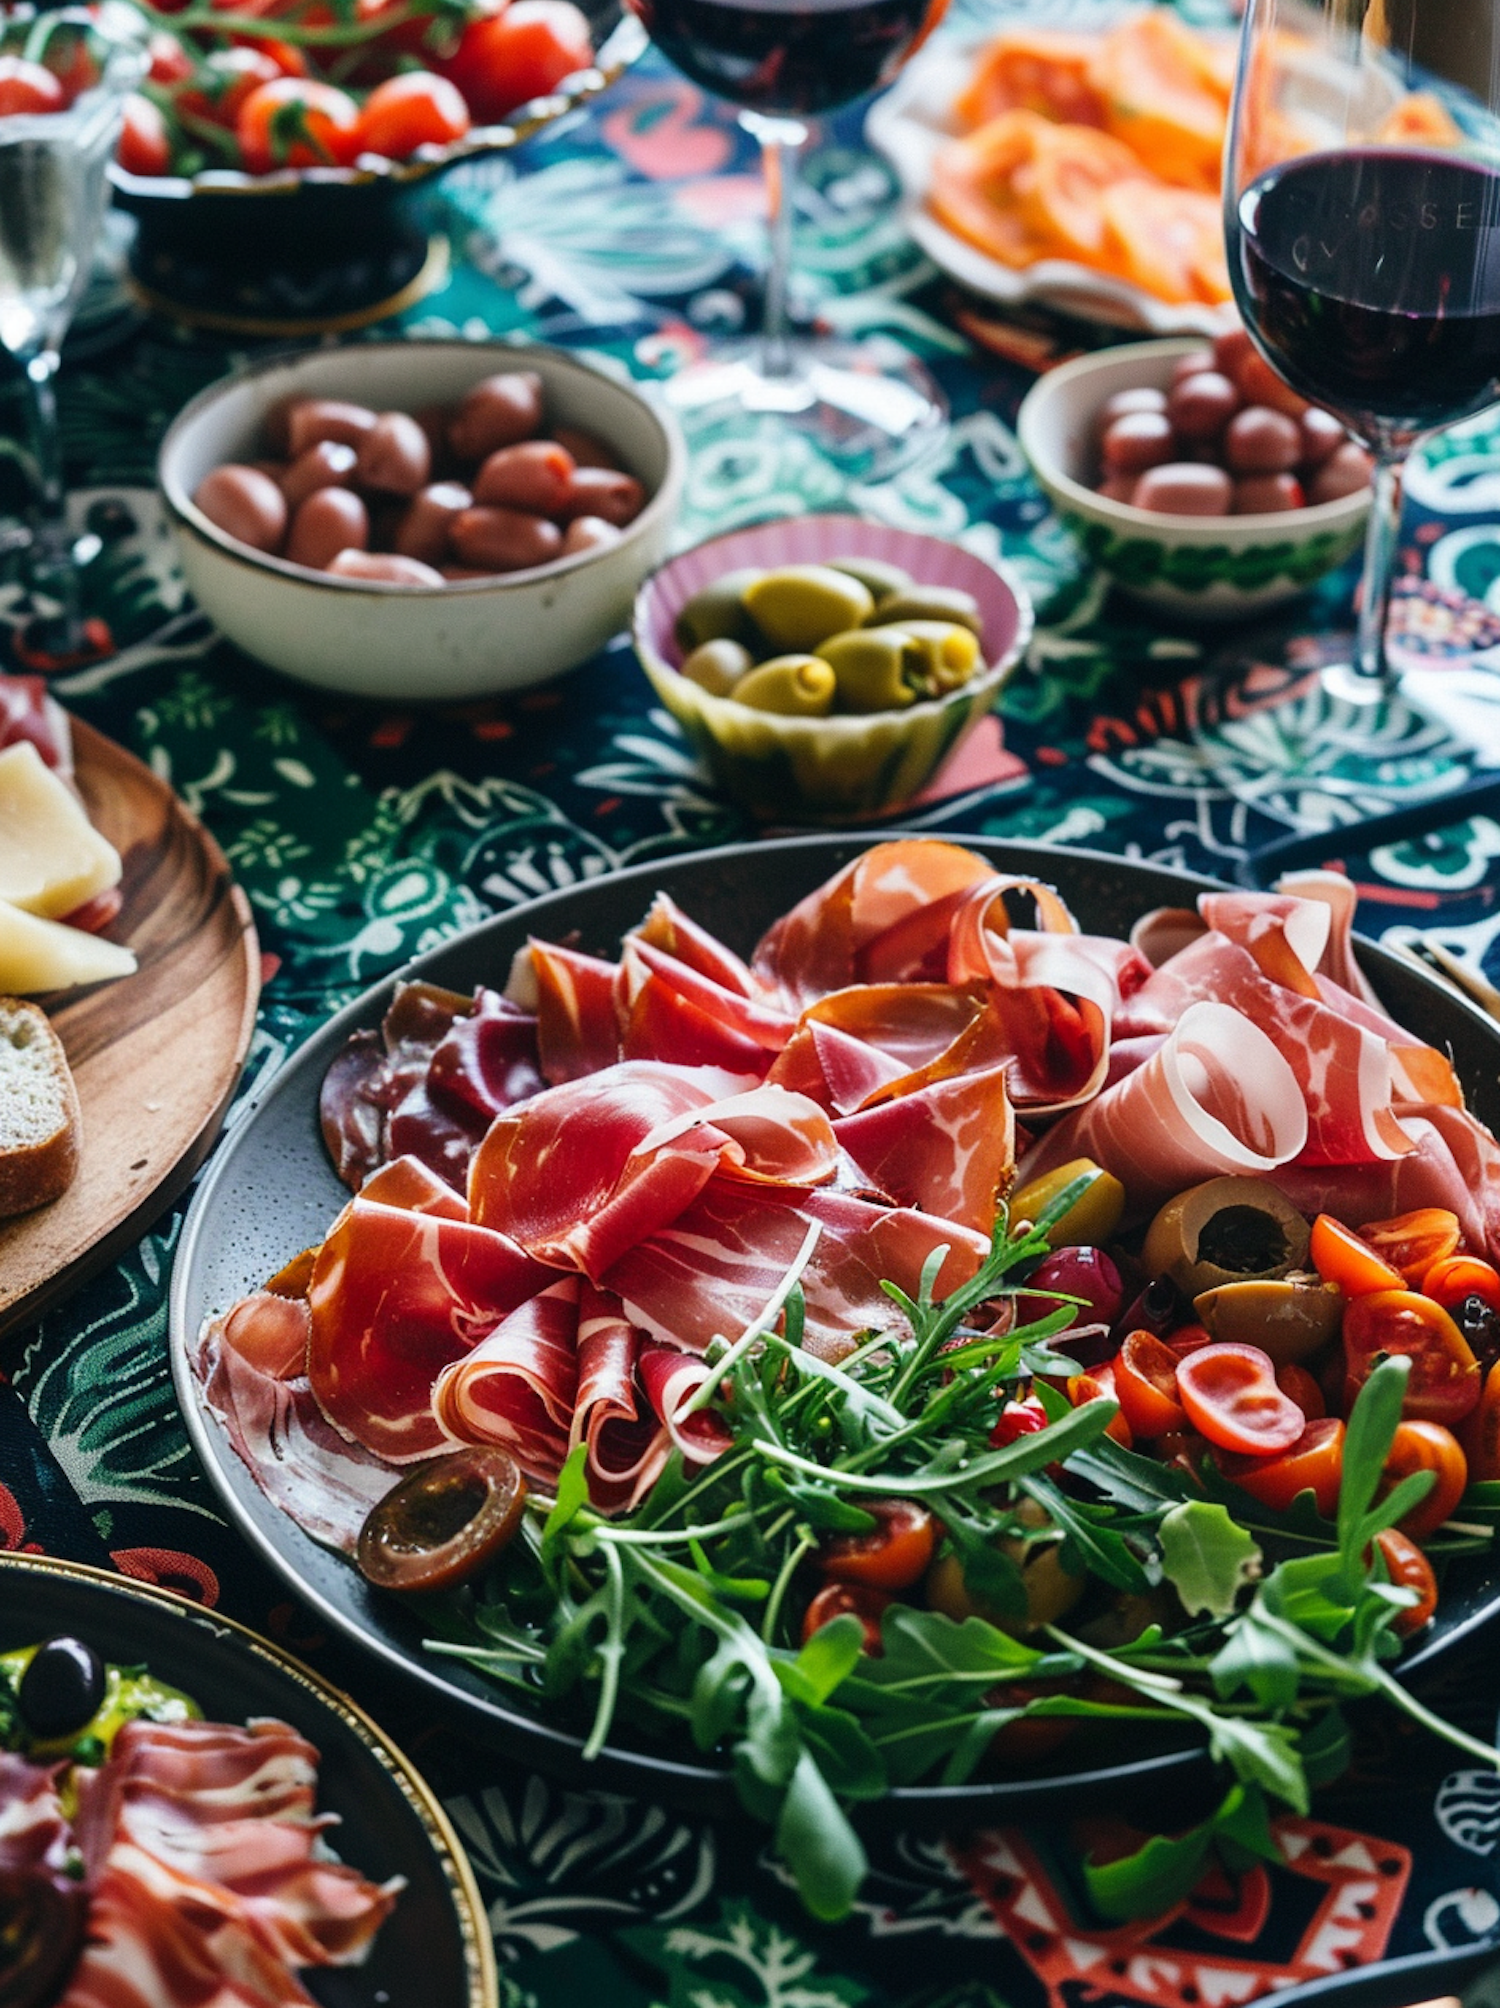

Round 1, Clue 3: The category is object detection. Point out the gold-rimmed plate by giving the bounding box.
[0,1552,496,2008]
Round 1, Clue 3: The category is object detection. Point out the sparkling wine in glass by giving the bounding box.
[0,4,143,663]
[1198,0,1500,821]
[626,0,948,473]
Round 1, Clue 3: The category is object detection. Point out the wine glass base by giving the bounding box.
[662,338,947,478]
[1195,650,1500,831]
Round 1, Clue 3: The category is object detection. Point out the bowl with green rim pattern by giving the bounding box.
[1017,338,1371,622]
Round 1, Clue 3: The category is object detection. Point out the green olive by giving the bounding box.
[893,619,983,692]
[742,565,875,652]
[1143,1177,1310,1299]
[829,555,913,599]
[874,584,984,635]
[674,567,765,651]
[731,653,837,716]
[924,1503,1086,1635]
[816,626,922,712]
[1008,1157,1126,1247]
[680,637,753,696]
[1193,1274,1344,1364]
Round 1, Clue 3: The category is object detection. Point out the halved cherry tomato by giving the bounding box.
[1114,1331,1188,1438]
[117,95,171,177]
[1343,1290,1481,1425]
[1424,1255,1500,1316]
[236,77,360,170]
[356,69,470,158]
[802,1581,890,1655]
[1380,1420,1467,1540]
[176,47,282,129]
[1218,1416,1344,1517]
[819,1499,937,1592]
[1361,1208,1462,1286]
[439,0,593,124]
[1163,1323,1213,1357]
[1373,1527,1438,1635]
[0,56,65,115]
[1066,1361,1132,1446]
[1309,1214,1405,1296]
[1465,1358,1500,1481]
[990,1394,1047,1447]
[1276,1361,1325,1420]
[356,1444,526,1592]
[1176,1342,1305,1455]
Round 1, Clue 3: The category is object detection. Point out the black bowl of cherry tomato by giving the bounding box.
[109,0,645,332]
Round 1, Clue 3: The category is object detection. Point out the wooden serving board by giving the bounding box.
[0,718,260,1345]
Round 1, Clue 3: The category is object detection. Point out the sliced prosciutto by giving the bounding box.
[834,1060,1014,1233]
[431,1275,580,1482]
[571,1287,657,1511]
[1020,1000,1309,1218]
[526,938,621,1084]
[606,1178,990,1359]
[618,934,795,1073]
[307,1199,552,1463]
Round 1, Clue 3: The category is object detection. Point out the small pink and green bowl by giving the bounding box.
[632,515,1031,823]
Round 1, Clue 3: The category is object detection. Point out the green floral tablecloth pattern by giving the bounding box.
[4,26,1500,2007]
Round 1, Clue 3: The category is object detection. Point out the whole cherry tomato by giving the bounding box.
[1343,1290,1481,1426]
[117,94,172,176]
[1275,1361,1326,1420]
[356,70,471,158]
[1217,1416,1345,1517]
[440,0,594,124]
[176,48,283,129]
[1176,1342,1305,1455]
[990,1394,1047,1448]
[0,56,65,115]
[818,1499,937,1592]
[236,78,361,171]
[1424,1255,1500,1316]
[1309,1214,1405,1296]
[1361,1208,1462,1286]
[147,31,194,85]
[801,1581,890,1655]
[1381,1419,1467,1540]
[236,35,309,77]
[1066,1361,1132,1446]
[1374,1527,1438,1635]
[1164,1323,1213,1357]
[1114,1331,1189,1439]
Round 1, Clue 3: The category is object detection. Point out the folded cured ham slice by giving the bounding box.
[834,1061,1015,1233]
[431,1275,580,1482]
[570,1287,658,1512]
[1274,1102,1500,1262]
[1020,1001,1309,1218]
[607,1178,990,1358]
[468,1063,836,1279]
[527,939,621,1085]
[307,1199,552,1463]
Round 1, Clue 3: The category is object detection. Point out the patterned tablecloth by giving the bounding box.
[6,15,1500,2003]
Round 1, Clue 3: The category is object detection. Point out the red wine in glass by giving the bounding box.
[629,0,939,117]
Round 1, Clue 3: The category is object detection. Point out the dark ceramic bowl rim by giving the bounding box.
[157,337,684,597]
[108,8,645,201]
[169,834,1500,1820]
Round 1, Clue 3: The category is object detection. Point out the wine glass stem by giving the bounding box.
[19,344,82,638]
[741,109,809,382]
[1351,448,1404,691]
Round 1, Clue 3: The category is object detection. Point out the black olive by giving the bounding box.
[0,1869,87,2008]
[357,1446,527,1594]
[16,1637,105,1742]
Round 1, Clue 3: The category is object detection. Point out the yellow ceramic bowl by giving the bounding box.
[633,515,1031,822]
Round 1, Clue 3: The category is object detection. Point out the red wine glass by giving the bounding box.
[625,0,948,474]
[1196,0,1500,822]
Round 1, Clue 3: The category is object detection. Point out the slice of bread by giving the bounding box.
[0,998,81,1218]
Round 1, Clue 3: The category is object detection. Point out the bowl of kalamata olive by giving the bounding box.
[1016,333,1373,621]
[159,339,685,700]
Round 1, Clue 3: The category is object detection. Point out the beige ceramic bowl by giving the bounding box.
[1017,338,1371,621]
[633,515,1031,822]
[159,340,686,701]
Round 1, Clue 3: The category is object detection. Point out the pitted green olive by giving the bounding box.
[675,568,765,651]
[1143,1177,1310,1299]
[829,556,914,600]
[1193,1275,1343,1365]
[742,565,875,652]
[924,1500,1086,1635]
[817,626,922,712]
[731,654,837,716]
[680,637,754,696]
[894,619,982,691]
[874,585,984,635]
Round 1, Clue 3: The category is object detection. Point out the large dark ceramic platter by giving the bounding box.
[168,836,1500,1823]
[0,1553,495,2006]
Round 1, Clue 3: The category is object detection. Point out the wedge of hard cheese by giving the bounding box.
[0,738,121,918]
[0,997,80,1217]
[0,897,136,993]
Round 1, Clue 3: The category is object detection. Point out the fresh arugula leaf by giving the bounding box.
[776,1750,868,1922]
[1158,1503,1261,1618]
[1022,1473,1150,1593]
